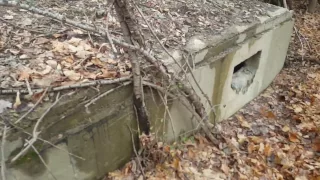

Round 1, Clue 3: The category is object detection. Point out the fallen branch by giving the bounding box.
[115,0,150,135]
[0,76,132,95]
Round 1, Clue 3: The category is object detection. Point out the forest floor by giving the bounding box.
[0,0,319,179]
[108,1,320,180]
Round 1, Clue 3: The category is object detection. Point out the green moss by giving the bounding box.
[9,144,46,176]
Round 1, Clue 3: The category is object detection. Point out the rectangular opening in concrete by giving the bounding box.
[231,51,261,94]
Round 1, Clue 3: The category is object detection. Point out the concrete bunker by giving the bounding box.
[0,0,294,179]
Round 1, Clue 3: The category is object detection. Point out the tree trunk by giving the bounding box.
[114,0,150,135]
[308,0,318,13]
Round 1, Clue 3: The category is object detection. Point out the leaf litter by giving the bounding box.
[108,0,320,179]
[0,0,318,179]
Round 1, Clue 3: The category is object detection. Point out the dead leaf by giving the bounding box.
[312,138,320,152]
[46,60,58,69]
[172,158,180,171]
[220,163,229,174]
[295,176,308,180]
[32,76,55,87]
[53,34,63,38]
[249,136,264,144]
[297,122,317,132]
[68,37,82,46]
[282,125,290,132]
[187,148,195,159]
[8,49,20,55]
[163,145,170,153]
[65,56,74,63]
[288,132,300,143]
[108,59,118,65]
[63,70,81,81]
[91,58,105,67]
[248,142,256,154]
[236,114,251,128]
[260,108,276,119]
[35,37,50,45]
[81,71,97,80]
[237,133,247,144]
[98,69,117,79]
[294,106,303,113]
[39,65,52,75]
[264,143,272,156]
[18,71,30,81]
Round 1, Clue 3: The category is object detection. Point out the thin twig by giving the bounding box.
[1,76,132,95]
[7,121,85,161]
[157,90,176,140]
[1,125,7,180]
[184,54,217,126]
[25,79,33,96]
[105,12,117,55]
[127,125,145,178]
[14,88,48,124]
[11,93,65,163]
[133,2,216,131]
[29,143,57,180]
[85,81,131,108]
[294,26,305,61]
[143,81,218,144]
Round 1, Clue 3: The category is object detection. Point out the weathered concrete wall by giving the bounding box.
[1,5,293,180]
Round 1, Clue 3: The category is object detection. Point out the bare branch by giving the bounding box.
[11,93,65,163]
[7,121,85,161]
[143,81,218,144]
[127,125,145,178]
[85,81,132,108]
[15,88,48,124]
[0,76,132,95]
[29,143,57,180]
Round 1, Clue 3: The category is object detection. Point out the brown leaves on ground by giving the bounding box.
[108,1,320,179]
[0,15,132,90]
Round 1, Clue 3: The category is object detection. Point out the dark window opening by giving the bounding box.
[233,61,246,74]
[231,51,261,94]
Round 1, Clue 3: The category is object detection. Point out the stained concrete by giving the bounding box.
[0,1,293,179]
